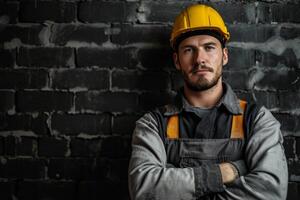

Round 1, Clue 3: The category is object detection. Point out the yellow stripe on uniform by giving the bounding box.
[230,100,247,139]
[167,115,180,139]
[166,100,247,139]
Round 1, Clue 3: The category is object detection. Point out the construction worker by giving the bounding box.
[128,4,288,200]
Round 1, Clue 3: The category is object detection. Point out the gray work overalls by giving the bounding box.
[151,99,259,199]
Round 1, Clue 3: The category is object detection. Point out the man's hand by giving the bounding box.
[219,162,239,184]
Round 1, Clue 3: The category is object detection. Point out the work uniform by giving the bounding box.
[128,83,288,200]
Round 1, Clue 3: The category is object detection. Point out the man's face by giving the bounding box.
[173,35,228,91]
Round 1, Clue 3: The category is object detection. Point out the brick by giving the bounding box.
[48,158,95,180]
[139,1,188,23]
[141,2,255,24]
[258,2,300,23]
[97,158,129,181]
[223,70,249,90]
[255,69,300,90]
[18,47,74,68]
[0,69,48,89]
[113,114,140,135]
[271,4,300,23]
[137,47,174,70]
[296,138,300,156]
[257,2,271,23]
[0,113,30,131]
[0,113,48,135]
[111,24,171,45]
[227,47,255,70]
[0,181,15,200]
[32,113,49,135]
[0,25,44,45]
[0,90,14,112]
[282,137,295,159]
[0,137,3,155]
[17,181,76,200]
[171,71,184,90]
[235,91,254,102]
[52,113,111,136]
[78,1,137,23]
[212,3,256,24]
[0,2,18,24]
[3,136,14,155]
[256,49,298,69]
[228,24,276,42]
[77,180,126,200]
[76,91,138,112]
[253,91,279,109]
[16,137,36,156]
[52,69,109,90]
[139,91,174,111]
[280,26,300,40]
[50,24,108,46]
[100,136,131,158]
[288,159,300,176]
[70,138,101,157]
[110,159,129,181]
[279,91,300,110]
[38,137,68,157]
[76,47,138,68]
[77,181,108,200]
[287,182,300,200]
[0,48,15,68]
[16,91,73,112]
[19,2,76,23]
[0,158,45,179]
[274,113,300,134]
[4,135,15,155]
[112,70,170,91]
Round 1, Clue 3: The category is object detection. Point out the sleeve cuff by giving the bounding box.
[230,160,248,177]
[193,164,224,197]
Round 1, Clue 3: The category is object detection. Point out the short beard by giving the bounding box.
[182,61,223,92]
[184,72,221,91]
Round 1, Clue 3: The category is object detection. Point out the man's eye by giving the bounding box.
[183,48,193,53]
[205,46,215,51]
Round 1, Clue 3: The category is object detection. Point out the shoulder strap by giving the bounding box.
[166,100,247,139]
[230,100,247,139]
[166,115,180,139]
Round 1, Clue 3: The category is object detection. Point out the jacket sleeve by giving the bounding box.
[128,113,224,200]
[217,106,288,200]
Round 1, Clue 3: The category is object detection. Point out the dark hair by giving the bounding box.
[174,29,226,51]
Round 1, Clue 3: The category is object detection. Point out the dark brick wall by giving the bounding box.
[0,0,299,199]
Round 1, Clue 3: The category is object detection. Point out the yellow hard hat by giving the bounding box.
[170,4,230,49]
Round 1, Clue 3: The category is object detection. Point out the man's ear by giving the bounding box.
[173,52,181,70]
[222,47,228,66]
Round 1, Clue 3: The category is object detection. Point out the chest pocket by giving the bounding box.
[165,100,247,167]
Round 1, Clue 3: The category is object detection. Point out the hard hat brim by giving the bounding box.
[171,28,228,50]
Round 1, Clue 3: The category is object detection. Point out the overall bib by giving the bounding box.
[165,100,247,200]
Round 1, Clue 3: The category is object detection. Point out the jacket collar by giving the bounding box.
[163,82,242,116]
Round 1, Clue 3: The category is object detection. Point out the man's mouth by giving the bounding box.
[191,66,213,74]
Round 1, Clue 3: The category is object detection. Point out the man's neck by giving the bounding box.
[183,79,223,108]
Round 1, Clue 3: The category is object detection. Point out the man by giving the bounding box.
[128,4,288,200]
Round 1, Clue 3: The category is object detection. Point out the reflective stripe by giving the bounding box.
[166,100,247,139]
[230,100,247,139]
[167,115,180,139]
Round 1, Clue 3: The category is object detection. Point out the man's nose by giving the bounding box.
[194,49,207,65]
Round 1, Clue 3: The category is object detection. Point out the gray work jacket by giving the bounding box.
[128,84,288,200]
